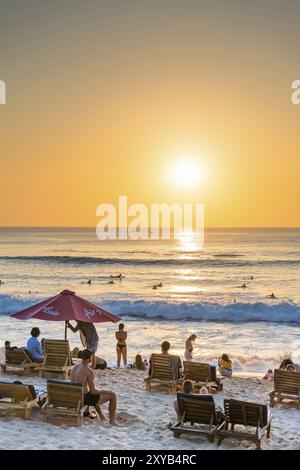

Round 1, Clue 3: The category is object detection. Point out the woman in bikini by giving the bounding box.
[115,323,127,368]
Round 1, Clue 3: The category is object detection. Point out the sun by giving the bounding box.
[170,159,201,187]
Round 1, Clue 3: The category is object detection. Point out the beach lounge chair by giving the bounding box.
[0,348,39,375]
[171,393,222,442]
[216,399,272,450]
[41,379,84,426]
[0,381,39,419]
[39,340,72,380]
[145,353,181,394]
[181,362,221,392]
[269,369,300,409]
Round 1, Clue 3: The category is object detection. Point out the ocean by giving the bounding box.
[0,227,299,372]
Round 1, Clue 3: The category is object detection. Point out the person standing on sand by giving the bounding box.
[115,323,127,368]
[67,320,99,369]
[70,349,117,425]
[184,334,197,361]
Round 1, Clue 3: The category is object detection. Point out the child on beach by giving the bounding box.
[115,323,127,368]
[262,369,274,381]
[218,353,233,377]
[134,354,146,370]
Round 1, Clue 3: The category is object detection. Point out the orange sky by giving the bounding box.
[0,1,299,227]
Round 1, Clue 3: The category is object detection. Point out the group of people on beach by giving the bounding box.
[4,319,299,426]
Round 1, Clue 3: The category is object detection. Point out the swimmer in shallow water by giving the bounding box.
[239,283,247,288]
[110,273,124,279]
[108,280,115,284]
[87,279,92,285]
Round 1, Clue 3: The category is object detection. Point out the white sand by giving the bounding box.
[0,368,300,450]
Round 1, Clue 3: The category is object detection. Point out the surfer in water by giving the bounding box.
[87,279,92,285]
[267,293,277,299]
[239,283,247,288]
[152,282,163,289]
[110,274,124,279]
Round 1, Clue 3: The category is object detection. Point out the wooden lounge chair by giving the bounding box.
[181,362,221,392]
[269,369,300,409]
[39,340,72,380]
[0,348,39,375]
[171,393,222,442]
[216,399,272,450]
[145,353,181,394]
[41,379,84,426]
[0,381,39,419]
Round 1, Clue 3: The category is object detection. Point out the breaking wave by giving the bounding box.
[1,294,299,324]
[0,255,299,268]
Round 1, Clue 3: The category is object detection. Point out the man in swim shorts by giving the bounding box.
[70,349,117,424]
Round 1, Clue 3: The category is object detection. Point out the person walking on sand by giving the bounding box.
[115,323,127,368]
[67,320,99,369]
[70,349,117,425]
[184,334,197,361]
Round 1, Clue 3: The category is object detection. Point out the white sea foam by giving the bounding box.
[1,293,299,323]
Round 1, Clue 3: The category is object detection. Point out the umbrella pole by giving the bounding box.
[64,321,67,340]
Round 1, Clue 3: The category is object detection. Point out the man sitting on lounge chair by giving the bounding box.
[173,380,193,419]
[5,341,17,351]
[70,349,117,425]
[170,381,224,430]
[149,341,182,378]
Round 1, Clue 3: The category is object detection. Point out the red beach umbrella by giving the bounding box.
[11,289,120,339]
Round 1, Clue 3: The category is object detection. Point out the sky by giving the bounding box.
[0,0,299,227]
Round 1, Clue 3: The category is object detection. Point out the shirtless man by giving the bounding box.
[70,349,117,425]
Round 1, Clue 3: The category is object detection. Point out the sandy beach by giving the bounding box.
[0,367,299,450]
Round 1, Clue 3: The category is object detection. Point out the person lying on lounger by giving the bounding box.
[4,341,17,351]
[70,349,117,425]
